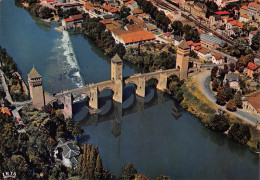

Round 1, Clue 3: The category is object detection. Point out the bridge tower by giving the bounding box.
[111,54,123,103]
[28,67,45,110]
[176,40,190,80]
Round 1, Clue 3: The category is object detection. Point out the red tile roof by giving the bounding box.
[241,5,248,10]
[1,107,11,116]
[227,17,234,21]
[84,4,94,11]
[213,53,223,60]
[186,40,193,46]
[46,0,55,2]
[197,28,202,35]
[71,14,83,21]
[131,9,143,14]
[247,62,259,71]
[128,0,136,5]
[194,46,201,51]
[215,11,230,15]
[193,42,201,46]
[248,2,260,8]
[103,5,113,11]
[163,33,171,37]
[230,20,237,26]
[245,91,260,113]
[64,18,73,22]
[240,14,249,19]
[199,48,210,54]
[119,30,155,44]
[127,15,143,23]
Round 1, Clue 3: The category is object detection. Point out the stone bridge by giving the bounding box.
[28,40,192,118]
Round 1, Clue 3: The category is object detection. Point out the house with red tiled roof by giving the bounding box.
[198,47,212,61]
[186,40,193,46]
[240,5,248,16]
[131,9,143,15]
[248,2,260,19]
[212,53,223,65]
[111,28,156,47]
[214,0,239,9]
[242,90,260,115]
[62,14,83,30]
[127,15,143,24]
[126,0,139,10]
[244,62,260,78]
[102,5,113,12]
[239,14,250,22]
[163,33,171,39]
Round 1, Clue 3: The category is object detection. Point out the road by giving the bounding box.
[194,70,260,126]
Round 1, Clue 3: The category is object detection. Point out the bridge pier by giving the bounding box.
[156,73,168,91]
[157,90,165,106]
[112,80,123,103]
[136,77,146,97]
[89,87,98,109]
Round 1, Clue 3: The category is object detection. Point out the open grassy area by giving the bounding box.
[181,77,259,151]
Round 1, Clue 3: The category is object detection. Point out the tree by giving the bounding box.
[251,31,260,51]
[229,123,251,144]
[216,90,226,105]
[171,21,183,36]
[121,163,137,180]
[223,87,234,102]
[211,66,218,80]
[226,99,237,111]
[229,62,235,72]
[234,92,242,108]
[72,122,84,138]
[212,78,220,91]
[135,174,150,180]
[94,154,103,180]
[208,114,230,132]
[224,64,229,74]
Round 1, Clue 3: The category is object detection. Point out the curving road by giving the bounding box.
[193,70,260,126]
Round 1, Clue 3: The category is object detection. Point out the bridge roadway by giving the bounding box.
[54,68,179,99]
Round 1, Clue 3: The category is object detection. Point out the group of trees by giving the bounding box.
[77,144,110,179]
[207,115,251,145]
[211,65,242,111]
[124,47,176,71]
[57,7,81,19]
[167,75,184,102]
[0,46,29,101]
[120,163,171,180]
[251,31,260,51]
[171,21,200,42]
[223,39,253,58]
[135,0,171,31]
[28,3,54,19]
[0,104,84,179]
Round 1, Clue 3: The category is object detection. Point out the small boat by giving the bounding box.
[85,106,102,114]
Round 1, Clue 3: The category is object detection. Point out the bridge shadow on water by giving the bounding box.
[73,84,185,138]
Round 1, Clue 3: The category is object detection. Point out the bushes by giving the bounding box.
[208,114,230,132]
[228,123,251,144]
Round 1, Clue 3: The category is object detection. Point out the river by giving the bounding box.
[0,0,259,179]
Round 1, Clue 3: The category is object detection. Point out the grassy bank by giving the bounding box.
[181,76,259,151]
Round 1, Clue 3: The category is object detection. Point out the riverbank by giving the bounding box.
[181,73,259,152]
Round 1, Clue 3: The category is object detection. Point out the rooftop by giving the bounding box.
[64,18,73,22]
[241,5,248,10]
[178,40,190,50]
[84,4,94,11]
[244,90,260,113]
[200,33,227,46]
[71,14,83,21]
[28,67,41,79]
[248,2,260,9]
[247,62,259,70]
[225,72,238,82]
[111,54,123,63]
[186,40,193,46]
[0,107,11,116]
[198,48,210,54]
[214,11,230,15]
[119,30,156,44]
[213,53,223,60]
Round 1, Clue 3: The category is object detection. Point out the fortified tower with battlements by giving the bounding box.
[28,67,45,110]
[176,40,190,80]
[111,54,123,103]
